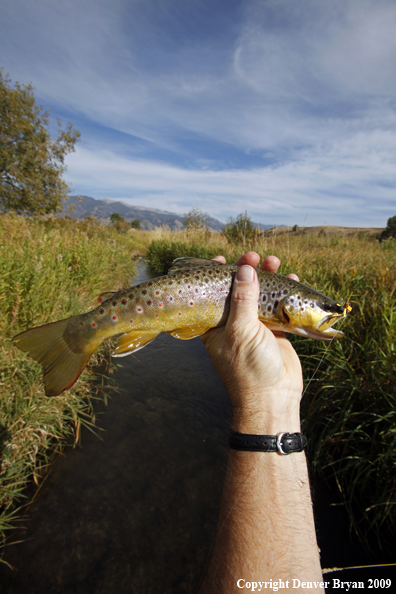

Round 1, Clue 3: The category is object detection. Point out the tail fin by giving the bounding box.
[12,317,98,397]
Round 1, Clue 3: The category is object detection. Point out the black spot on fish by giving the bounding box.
[142,290,147,295]
[274,300,279,309]
[129,294,134,299]
[112,301,117,306]
[262,295,267,302]
[267,305,272,312]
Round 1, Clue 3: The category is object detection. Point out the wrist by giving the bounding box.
[231,389,302,434]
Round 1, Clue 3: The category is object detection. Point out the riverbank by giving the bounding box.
[0,214,144,554]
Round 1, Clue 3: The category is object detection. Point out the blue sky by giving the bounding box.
[1,0,396,227]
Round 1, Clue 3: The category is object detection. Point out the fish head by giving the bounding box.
[278,290,352,340]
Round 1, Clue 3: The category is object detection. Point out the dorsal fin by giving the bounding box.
[97,291,116,304]
[168,257,224,275]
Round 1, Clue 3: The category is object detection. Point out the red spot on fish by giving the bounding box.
[179,290,182,294]
[92,322,96,328]
[156,291,160,295]
[100,309,104,314]
[188,285,191,289]
[112,315,117,321]
[159,303,163,307]
[189,301,194,306]
[130,319,133,323]
[98,297,102,303]
[169,297,173,301]
[155,314,158,317]
[137,307,142,312]
[178,312,181,316]
[122,299,127,305]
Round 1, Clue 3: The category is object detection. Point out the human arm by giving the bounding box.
[199,252,324,593]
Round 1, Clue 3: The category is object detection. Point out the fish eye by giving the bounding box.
[322,302,344,314]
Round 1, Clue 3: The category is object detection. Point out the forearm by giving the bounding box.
[200,393,324,594]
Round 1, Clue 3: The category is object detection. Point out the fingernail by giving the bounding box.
[236,265,254,283]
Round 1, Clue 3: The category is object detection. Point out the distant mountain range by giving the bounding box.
[60,195,278,231]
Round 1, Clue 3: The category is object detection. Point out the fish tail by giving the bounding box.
[12,316,99,397]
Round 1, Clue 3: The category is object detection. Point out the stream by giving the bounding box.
[0,260,394,593]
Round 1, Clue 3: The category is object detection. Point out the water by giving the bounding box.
[1,261,395,592]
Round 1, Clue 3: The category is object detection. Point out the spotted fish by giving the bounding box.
[12,257,351,397]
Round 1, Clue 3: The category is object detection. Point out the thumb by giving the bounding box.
[226,265,260,335]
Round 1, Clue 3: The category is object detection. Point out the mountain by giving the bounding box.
[60,195,280,231]
[61,196,223,231]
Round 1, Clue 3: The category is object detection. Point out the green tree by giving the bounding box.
[380,215,396,241]
[183,208,208,232]
[131,219,141,229]
[222,211,255,243]
[110,212,124,224]
[0,70,80,215]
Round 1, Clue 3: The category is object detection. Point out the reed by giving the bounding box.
[146,230,396,545]
[0,213,140,554]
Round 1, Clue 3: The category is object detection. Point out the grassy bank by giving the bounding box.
[146,230,396,545]
[0,214,142,555]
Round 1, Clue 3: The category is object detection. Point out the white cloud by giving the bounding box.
[2,0,396,226]
[66,124,396,227]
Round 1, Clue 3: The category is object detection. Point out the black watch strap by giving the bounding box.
[229,431,307,455]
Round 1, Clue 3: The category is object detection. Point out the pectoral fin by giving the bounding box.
[167,326,210,340]
[111,331,159,357]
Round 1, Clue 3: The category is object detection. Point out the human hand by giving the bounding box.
[201,252,303,434]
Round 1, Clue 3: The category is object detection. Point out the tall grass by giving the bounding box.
[0,213,141,555]
[147,230,396,545]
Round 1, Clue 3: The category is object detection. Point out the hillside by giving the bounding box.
[60,195,279,231]
[61,196,223,231]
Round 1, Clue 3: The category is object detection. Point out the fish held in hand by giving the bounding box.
[12,257,352,397]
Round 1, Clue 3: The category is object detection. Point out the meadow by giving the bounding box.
[1,216,395,556]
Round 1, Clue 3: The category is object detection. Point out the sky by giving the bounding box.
[1,0,396,227]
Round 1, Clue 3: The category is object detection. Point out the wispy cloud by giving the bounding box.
[1,0,396,226]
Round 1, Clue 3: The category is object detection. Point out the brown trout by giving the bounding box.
[13,257,352,397]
